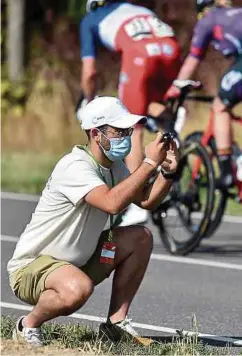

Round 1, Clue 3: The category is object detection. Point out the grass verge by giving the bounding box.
[1,153,62,195]
[1,152,242,216]
[0,316,233,356]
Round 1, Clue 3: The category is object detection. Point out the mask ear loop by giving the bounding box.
[94,128,112,153]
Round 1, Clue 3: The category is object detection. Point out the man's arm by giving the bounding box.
[80,16,98,101]
[176,55,200,81]
[81,58,98,102]
[166,17,213,99]
[85,134,168,214]
[136,173,173,210]
[134,140,179,210]
[178,16,214,80]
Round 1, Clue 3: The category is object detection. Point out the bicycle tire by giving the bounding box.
[152,139,215,255]
[185,131,229,238]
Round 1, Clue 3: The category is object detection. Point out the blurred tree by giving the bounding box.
[7,0,25,82]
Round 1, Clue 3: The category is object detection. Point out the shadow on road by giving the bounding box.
[196,245,242,256]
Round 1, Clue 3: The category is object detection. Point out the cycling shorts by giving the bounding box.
[218,56,242,108]
[118,37,181,115]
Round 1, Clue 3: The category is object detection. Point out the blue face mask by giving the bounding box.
[99,132,131,162]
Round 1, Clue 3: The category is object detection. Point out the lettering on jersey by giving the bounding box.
[125,15,174,41]
[146,43,161,56]
[160,43,174,56]
[147,16,174,38]
[134,57,145,66]
[146,42,174,57]
[224,34,242,54]
[125,17,152,40]
[227,8,242,16]
[221,71,242,91]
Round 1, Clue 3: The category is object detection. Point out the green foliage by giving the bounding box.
[1,66,29,117]
[1,153,61,194]
[67,0,86,22]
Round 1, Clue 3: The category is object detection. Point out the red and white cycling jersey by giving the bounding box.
[80,2,174,57]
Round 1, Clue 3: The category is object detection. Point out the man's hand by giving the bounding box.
[145,132,169,167]
[164,84,181,100]
[160,139,179,173]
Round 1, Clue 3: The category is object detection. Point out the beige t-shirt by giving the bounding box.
[7,146,130,274]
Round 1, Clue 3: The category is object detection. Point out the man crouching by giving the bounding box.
[8,96,179,346]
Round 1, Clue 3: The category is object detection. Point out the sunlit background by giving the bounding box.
[1,0,242,210]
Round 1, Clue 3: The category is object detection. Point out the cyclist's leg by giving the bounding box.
[214,56,242,187]
[119,52,149,173]
[147,37,181,130]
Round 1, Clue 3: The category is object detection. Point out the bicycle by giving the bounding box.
[146,80,215,255]
[185,96,242,239]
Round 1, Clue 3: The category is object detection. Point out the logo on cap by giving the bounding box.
[92,116,105,125]
[116,99,128,112]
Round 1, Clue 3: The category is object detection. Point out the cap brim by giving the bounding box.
[110,114,147,129]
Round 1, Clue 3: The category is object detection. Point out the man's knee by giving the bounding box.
[60,276,94,314]
[136,226,153,252]
[213,97,229,114]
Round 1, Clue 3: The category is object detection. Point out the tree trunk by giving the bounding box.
[7,0,25,82]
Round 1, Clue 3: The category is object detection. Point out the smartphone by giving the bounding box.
[161,132,174,143]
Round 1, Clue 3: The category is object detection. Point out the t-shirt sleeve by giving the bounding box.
[57,160,105,206]
[80,15,97,59]
[189,16,213,59]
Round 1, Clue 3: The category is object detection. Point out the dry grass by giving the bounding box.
[1,340,92,356]
[0,316,233,356]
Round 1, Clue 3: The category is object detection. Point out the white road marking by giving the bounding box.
[1,234,242,270]
[1,191,39,202]
[1,301,241,346]
[151,253,242,270]
[201,239,242,246]
[1,191,242,223]
[1,235,19,243]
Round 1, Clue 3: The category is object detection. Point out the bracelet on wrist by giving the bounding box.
[160,168,177,180]
[143,157,158,169]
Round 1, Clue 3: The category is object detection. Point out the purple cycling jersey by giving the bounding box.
[190,7,242,59]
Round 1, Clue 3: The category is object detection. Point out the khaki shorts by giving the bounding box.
[9,232,113,305]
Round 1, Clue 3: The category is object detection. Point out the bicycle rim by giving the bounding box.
[153,139,215,255]
[185,131,228,237]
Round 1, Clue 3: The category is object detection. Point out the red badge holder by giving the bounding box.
[100,229,116,265]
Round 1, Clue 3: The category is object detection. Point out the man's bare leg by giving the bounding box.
[107,225,153,323]
[213,97,234,186]
[22,225,153,328]
[148,102,166,117]
[213,97,232,150]
[23,265,94,328]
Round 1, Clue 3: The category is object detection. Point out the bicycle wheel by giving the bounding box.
[152,139,215,255]
[185,131,228,238]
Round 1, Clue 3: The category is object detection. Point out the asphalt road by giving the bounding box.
[1,192,242,349]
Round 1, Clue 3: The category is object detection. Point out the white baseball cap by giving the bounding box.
[77,96,147,130]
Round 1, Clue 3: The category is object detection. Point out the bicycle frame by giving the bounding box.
[192,108,242,202]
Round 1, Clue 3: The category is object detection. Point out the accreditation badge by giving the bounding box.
[100,229,116,265]
[100,242,116,264]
